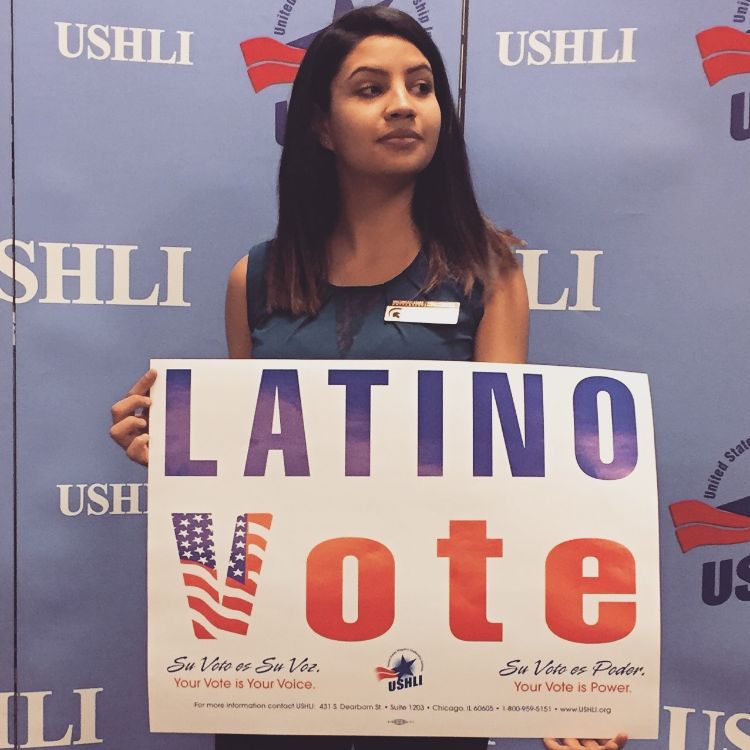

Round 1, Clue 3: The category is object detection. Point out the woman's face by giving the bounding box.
[318,35,442,182]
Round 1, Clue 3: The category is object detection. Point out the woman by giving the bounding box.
[111,7,626,750]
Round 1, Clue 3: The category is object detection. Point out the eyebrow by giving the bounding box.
[347,63,433,80]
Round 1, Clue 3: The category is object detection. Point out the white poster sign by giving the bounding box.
[148,360,660,738]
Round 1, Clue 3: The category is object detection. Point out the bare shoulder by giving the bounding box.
[228,255,248,290]
[225,255,252,359]
[474,264,529,364]
[490,261,527,300]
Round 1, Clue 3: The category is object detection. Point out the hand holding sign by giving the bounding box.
[110,368,156,465]
[543,732,628,750]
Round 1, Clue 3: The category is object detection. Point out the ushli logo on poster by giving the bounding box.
[695,3,750,140]
[669,433,750,606]
[375,649,424,692]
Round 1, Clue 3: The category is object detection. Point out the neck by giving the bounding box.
[328,172,421,271]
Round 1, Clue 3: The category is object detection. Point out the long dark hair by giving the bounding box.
[267,6,517,315]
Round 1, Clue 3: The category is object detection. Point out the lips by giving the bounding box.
[378,129,422,143]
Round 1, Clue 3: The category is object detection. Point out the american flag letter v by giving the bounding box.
[170,513,273,639]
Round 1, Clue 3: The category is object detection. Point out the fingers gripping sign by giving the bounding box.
[543,734,628,750]
[110,369,156,466]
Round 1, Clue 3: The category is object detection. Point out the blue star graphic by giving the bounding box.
[289,0,395,50]
[268,0,396,145]
[333,0,394,21]
[393,656,416,678]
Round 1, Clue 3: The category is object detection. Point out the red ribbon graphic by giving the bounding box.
[240,36,307,92]
[696,26,750,85]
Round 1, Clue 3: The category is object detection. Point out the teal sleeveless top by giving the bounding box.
[245,241,485,361]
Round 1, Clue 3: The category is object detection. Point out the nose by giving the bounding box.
[385,83,416,120]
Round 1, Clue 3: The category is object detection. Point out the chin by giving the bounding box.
[374,156,433,177]
[345,153,432,182]
[370,167,427,182]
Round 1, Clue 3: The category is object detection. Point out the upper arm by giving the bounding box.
[225,255,253,359]
[473,265,529,364]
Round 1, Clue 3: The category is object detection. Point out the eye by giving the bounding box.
[357,84,383,98]
[411,80,434,96]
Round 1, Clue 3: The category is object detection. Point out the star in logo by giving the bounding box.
[392,655,416,678]
[240,0,395,144]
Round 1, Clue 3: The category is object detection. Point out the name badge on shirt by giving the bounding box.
[384,300,460,325]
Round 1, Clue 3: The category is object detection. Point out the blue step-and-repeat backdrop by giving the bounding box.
[3,0,749,748]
